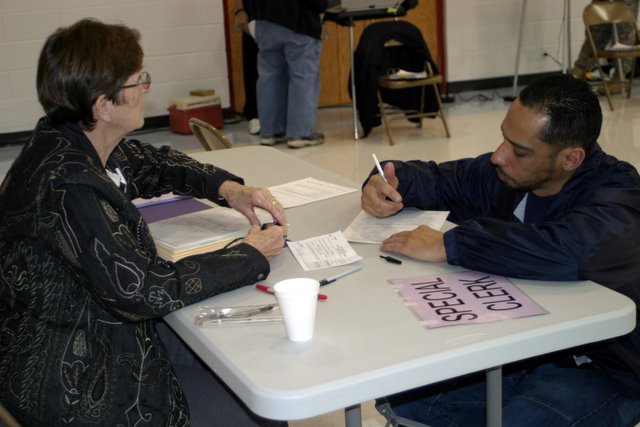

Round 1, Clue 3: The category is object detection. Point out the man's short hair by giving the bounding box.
[519,74,602,152]
[36,18,143,130]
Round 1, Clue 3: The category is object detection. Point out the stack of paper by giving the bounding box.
[148,206,271,261]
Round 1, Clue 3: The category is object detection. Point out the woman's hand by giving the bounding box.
[219,181,288,230]
[243,225,286,260]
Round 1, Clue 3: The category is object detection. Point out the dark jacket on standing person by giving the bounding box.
[254,0,329,39]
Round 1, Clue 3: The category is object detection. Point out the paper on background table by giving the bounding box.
[343,209,450,244]
[606,42,638,52]
[287,231,362,270]
[268,177,358,208]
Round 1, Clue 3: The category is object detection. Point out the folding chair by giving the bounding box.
[188,117,232,150]
[352,20,450,143]
[377,41,450,145]
[376,399,432,427]
[0,402,21,427]
[583,0,640,110]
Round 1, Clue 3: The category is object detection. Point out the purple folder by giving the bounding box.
[137,197,213,223]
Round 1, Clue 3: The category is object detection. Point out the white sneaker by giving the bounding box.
[287,132,325,148]
[260,133,287,146]
[248,118,260,135]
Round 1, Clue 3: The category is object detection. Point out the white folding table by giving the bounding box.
[165,146,636,427]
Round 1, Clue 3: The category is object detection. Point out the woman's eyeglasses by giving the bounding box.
[120,71,151,90]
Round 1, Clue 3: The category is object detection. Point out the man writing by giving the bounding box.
[363,75,640,426]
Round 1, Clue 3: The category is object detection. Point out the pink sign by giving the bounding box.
[389,271,548,328]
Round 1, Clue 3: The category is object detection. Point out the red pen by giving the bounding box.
[255,284,328,301]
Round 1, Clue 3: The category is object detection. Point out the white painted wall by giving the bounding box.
[0,0,227,134]
[0,0,593,134]
[445,0,591,82]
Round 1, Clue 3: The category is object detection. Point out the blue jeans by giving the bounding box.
[386,362,640,427]
[255,20,321,138]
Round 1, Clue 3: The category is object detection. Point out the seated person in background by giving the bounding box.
[361,74,640,426]
[571,0,639,93]
[0,18,287,427]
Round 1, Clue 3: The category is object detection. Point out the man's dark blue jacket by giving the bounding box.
[378,144,640,396]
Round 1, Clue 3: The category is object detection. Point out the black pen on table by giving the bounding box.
[380,255,402,264]
[319,265,362,286]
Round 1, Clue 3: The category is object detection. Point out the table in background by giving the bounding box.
[165,146,636,427]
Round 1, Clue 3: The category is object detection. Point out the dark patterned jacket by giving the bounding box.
[0,117,270,426]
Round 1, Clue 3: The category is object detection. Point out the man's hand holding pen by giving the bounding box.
[361,159,445,263]
[361,160,403,218]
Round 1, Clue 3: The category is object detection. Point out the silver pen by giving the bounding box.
[372,153,388,183]
[319,265,363,286]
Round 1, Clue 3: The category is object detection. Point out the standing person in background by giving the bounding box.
[254,0,329,148]
[234,0,261,135]
[571,0,639,94]
[0,18,288,427]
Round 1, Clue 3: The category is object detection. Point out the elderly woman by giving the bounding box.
[0,18,288,426]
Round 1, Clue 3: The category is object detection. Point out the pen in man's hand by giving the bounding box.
[255,284,328,300]
[372,153,388,183]
[319,265,362,286]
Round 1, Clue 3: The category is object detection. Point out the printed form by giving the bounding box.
[287,231,362,271]
[268,177,357,208]
[343,208,450,244]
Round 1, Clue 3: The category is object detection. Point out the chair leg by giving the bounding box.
[0,402,21,427]
[376,399,432,427]
[432,84,451,137]
[629,61,636,99]
[594,64,614,111]
[601,80,615,112]
[377,90,395,145]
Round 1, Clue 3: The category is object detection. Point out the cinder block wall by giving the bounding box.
[445,0,591,82]
[0,0,593,135]
[0,0,227,134]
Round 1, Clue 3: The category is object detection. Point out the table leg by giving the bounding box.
[344,403,362,427]
[486,365,502,427]
[348,18,360,140]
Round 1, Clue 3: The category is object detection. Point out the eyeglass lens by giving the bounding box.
[121,71,151,89]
